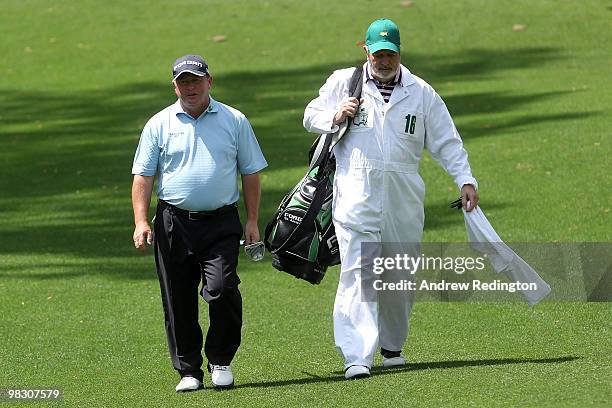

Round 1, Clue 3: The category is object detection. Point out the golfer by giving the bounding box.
[303,19,479,379]
[131,54,267,391]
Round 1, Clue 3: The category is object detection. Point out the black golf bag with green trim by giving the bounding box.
[264,66,363,284]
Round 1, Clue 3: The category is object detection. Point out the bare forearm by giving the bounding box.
[241,173,261,222]
[132,175,154,225]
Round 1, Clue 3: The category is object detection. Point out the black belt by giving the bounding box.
[159,200,237,220]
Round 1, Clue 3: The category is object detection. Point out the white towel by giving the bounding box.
[463,206,551,306]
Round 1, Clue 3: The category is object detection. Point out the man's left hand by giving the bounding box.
[244,220,260,245]
[461,184,479,212]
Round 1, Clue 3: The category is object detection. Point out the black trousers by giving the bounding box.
[153,200,243,381]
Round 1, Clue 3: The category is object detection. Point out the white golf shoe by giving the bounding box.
[175,376,203,392]
[382,355,406,367]
[344,365,371,380]
[381,348,406,367]
[209,364,234,389]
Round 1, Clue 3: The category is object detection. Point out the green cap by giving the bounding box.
[365,18,400,54]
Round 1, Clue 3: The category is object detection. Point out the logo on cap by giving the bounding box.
[173,60,203,71]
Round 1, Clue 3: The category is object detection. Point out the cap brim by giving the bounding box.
[172,69,207,81]
[367,41,400,54]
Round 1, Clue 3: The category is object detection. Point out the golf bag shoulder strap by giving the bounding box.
[347,64,364,101]
[309,65,364,166]
[308,130,333,173]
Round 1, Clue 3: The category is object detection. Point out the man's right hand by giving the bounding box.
[333,97,361,126]
[133,221,153,252]
[131,175,154,252]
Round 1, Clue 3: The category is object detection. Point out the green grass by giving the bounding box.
[1,0,610,406]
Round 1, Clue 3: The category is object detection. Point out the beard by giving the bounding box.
[369,61,398,83]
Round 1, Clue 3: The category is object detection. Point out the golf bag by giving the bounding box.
[264,66,363,284]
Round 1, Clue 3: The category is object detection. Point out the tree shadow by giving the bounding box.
[233,356,579,389]
[0,46,599,278]
[413,47,562,82]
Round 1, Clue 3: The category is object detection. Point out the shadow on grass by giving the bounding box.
[234,356,579,389]
[424,201,511,231]
[0,46,599,278]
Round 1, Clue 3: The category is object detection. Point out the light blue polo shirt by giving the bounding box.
[132,97,267,210]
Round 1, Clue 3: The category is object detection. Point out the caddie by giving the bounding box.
[303,19,479,379]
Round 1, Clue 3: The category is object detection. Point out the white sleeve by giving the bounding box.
[424,89,478,190]
[303,69,351,134]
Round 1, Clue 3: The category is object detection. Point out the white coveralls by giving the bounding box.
[303,63,478,369]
